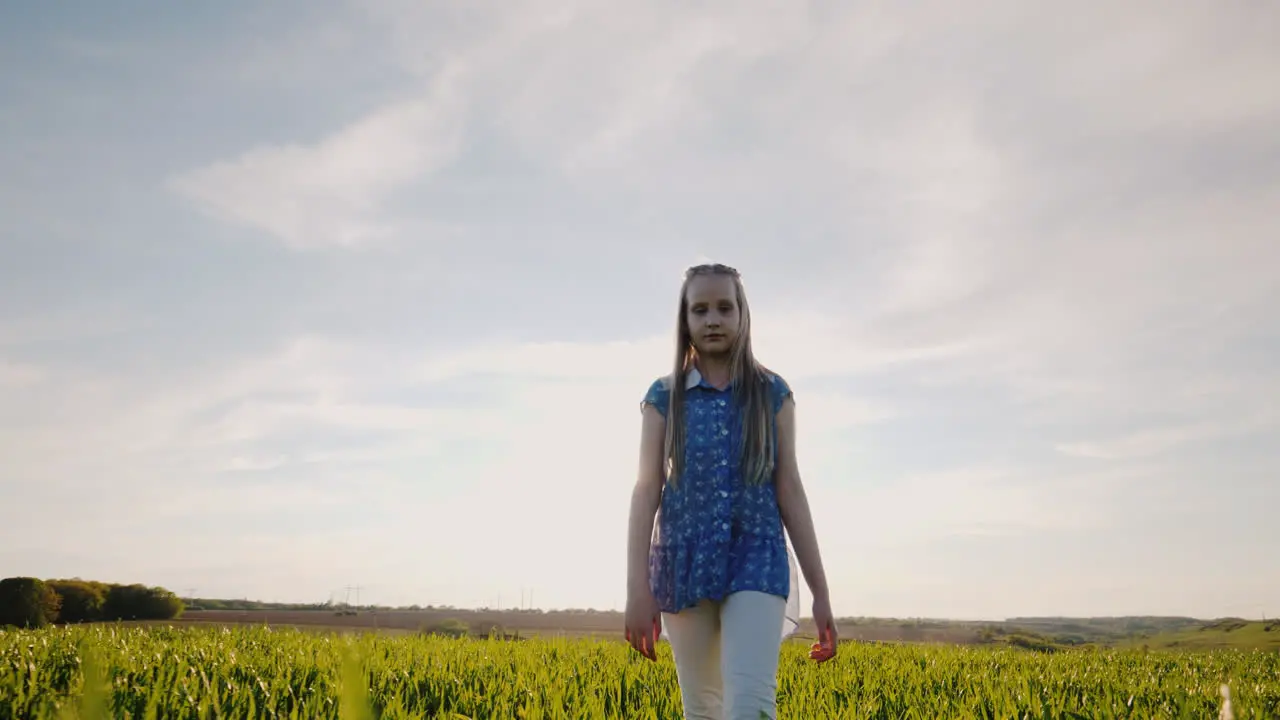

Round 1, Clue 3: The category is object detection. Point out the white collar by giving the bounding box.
[685,366,703,389]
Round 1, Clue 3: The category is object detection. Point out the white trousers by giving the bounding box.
[662,590,786,720]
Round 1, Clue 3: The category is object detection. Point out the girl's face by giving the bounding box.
[684,274,742,357]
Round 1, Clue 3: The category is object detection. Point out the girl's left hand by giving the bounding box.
[808,594,838,663]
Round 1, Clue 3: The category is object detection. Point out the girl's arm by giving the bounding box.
[774,396,830,601]
[627,405,667,594]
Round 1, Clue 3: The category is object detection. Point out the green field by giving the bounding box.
[2,625,1276,719]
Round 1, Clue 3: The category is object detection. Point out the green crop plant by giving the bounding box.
[1,624,1275,718]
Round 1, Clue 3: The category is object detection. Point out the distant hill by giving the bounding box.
[998,616,1204,645]
[1114,618,1280,651]
[175,598,1278,650]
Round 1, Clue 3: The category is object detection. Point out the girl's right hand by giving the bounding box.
[624,587,661,661]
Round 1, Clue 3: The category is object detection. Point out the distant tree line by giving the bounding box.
[181,598,617,615]
[0,577,184,628]
[185,598,320,612]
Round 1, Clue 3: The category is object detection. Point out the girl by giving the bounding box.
[625,263,837,720]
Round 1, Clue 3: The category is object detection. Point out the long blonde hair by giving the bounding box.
[663,263,777,487]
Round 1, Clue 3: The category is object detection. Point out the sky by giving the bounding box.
[1,1,1277,621]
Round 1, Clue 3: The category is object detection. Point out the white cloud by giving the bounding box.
[1054,425,1215,461]
[0,360,43,388]
[0,305,143,349]
[1055,409,1278,460]
[170,67,468,250]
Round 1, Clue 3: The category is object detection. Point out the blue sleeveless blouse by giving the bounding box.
[642,367,793,613]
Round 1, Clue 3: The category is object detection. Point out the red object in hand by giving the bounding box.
[808,626,836,663]
[626,619,661,661]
